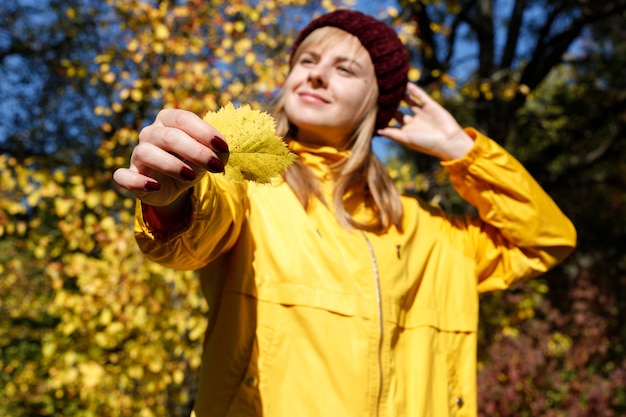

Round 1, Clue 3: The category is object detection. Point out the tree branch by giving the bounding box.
[403,0,443,83]
[500,0,527,69]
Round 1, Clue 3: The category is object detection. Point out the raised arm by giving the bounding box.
[377,82,475,161]
[379,83,576,290]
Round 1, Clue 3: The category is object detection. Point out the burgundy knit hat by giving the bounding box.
[290,9,409,130]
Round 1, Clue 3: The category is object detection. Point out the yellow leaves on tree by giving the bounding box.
[203,103,297,183]
[0,1,353,415]
[0,154,208,416]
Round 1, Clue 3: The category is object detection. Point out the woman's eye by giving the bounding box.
[338,66,353,75]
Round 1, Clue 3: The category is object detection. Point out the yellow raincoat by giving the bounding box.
[136,130,576,417]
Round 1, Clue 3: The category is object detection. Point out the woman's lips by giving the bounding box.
[298,91,330,104]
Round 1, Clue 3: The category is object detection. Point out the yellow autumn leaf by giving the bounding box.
[79,361,105,389]
[408,68,421,82]
[101,189,117,207]
[202,103,297,183]
[172,369,185,385]
[147,356,163,373]
[102,71,116,84]
[42,340,57,358]
[234,21,246,32]
[153,22,170,41]
[130,88,143,102]
[85,191,100,209]
[127,364,144,379]
[54,197,73,217]
[100,308,113,326]
[245,51,256,66]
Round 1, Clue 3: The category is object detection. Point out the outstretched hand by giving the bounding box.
[377,83,474,161]
[113,109,229,207]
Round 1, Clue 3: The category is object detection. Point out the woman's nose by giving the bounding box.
[307,66,327,88]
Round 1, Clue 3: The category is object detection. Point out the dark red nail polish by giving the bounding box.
[210,136,229,153]
[207,156,225,173]
[180,166,196,181]
[144,180,161,191]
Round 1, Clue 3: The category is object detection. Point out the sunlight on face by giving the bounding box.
[284,27,377,148]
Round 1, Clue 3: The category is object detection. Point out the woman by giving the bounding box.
[114,9,576,417]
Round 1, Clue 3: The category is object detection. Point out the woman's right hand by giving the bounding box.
[113,109,229,208]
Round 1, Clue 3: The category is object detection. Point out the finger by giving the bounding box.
[148,109,230,165]
[140,123,226,173]
[406,83,437,107]
[155,109,226,146]
[133,142,214,181]
[113,167,162,193]
[376,126,403,142]
[404,90,424,110]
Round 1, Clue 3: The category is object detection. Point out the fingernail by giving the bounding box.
[144,180,161,191]
[210,136,229,153]
[180,166,196,181]
[207,156,225,173]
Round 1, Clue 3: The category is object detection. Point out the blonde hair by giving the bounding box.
[273,27,403,233]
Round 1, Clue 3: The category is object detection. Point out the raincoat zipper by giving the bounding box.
[362,232,383,417]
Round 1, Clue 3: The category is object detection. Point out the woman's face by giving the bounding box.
[283,29,376,148]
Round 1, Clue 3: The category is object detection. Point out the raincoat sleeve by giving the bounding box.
[133,174,248,271]
[442,129,577,293]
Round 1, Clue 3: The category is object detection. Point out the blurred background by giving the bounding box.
[1,0,625,415]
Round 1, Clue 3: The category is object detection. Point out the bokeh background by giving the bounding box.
[1,0,625,415]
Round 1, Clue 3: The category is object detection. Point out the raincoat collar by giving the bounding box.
[288,140,352,174]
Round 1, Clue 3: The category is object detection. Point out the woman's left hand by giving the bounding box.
[377,83,475,161]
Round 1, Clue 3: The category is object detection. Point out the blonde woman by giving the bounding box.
[114,9,576,417]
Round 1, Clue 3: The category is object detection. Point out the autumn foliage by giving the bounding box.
[2,0,626,416]
[0,153,206,415]
[0,1,323,415]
